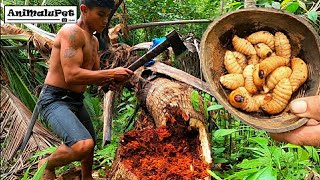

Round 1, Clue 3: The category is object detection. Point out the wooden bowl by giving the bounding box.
[200,8,320,133]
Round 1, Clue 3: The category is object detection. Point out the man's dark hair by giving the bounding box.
[80,0,114,9]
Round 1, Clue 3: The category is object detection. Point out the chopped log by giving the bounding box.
[146,62,214,96]
[108,77,212,179]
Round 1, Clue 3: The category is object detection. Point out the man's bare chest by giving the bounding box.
[82,41,97,69]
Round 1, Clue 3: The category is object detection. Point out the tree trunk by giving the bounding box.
[108,77,212,179]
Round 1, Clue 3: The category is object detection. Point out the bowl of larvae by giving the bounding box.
[200,8,320,133]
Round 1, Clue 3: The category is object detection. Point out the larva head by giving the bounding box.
[259,70,265,79]
[266,52,272,57]
[228,87,249,108]
[234,94,245,102]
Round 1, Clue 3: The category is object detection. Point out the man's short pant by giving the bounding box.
[38,84,96,147]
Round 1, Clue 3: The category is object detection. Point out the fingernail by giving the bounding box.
[290,100,307,114]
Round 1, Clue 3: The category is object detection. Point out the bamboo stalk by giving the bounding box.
[0,35,30,41]
[1,45,27,50]
[128,19,213,31]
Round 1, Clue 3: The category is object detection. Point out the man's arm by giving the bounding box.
[93,36,100,71]
[270,121,320,146]
[59,26,126,85]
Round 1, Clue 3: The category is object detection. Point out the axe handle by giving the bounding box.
[101,30,185,93]
[20,101,40,151]
[127,39,171,71]
[101,37,171,93]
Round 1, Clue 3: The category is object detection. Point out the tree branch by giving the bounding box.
[128,19,213,31]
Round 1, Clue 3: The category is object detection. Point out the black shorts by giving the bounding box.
[38,84,96,147]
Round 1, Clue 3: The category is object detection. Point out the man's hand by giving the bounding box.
[111,67,134,81]
[270,96,320,146]
[98,67,133,91]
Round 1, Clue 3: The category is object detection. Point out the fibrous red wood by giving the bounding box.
[108,77,212,179]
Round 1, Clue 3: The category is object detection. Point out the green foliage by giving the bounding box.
[118,0,223,45]
[307,10,318,23]
[30,146,58,162]
[285,1,300,13]
[21,166,31,180]
[113,88,138,135]
[207,169,223,180]
[209,123,319,179]
[21,146,54,179]
[0,39,38,110]
[207,104,224,111]
[31,161,47,180]
[213,129,238,139]
[191,90,200,111]
[84,92,102,119]
[94,143,117,168]
[231,139,315,179]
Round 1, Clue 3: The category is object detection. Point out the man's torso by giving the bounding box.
[44,24,98,93]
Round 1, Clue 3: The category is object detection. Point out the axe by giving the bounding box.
[102,30,187,145]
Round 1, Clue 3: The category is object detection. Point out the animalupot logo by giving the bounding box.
[4,6,77,23]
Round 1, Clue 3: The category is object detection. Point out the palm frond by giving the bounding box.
[0,86,60,180]
[1,40,37,110]
[1,23,55,58]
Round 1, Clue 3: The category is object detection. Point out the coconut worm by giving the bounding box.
[233,51,247,69]
[229,87,272,112]
[243,64,258,94]
[220,74,244,90]
[253,64,265,90]
[248,54,260,65]
[266,66,292,92]
[259,56,290,78]
[275,32,291,59]
[246,31,275,50]
[224,50,243,74]
[289,58,308,92]
[255,43,273,59]
[261,78,293,114]
[232,35,256,56]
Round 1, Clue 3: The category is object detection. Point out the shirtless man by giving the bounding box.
[37,0,133,179]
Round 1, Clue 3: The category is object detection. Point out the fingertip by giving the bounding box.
[289,100,307,114]
[290,96,320,120]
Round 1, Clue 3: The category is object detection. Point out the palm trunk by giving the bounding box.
[108,77,212,179]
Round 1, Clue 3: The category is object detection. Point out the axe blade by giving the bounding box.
[166,30,187,56]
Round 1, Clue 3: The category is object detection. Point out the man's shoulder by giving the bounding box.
[58,24,83,37]
[93,35,99,46]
